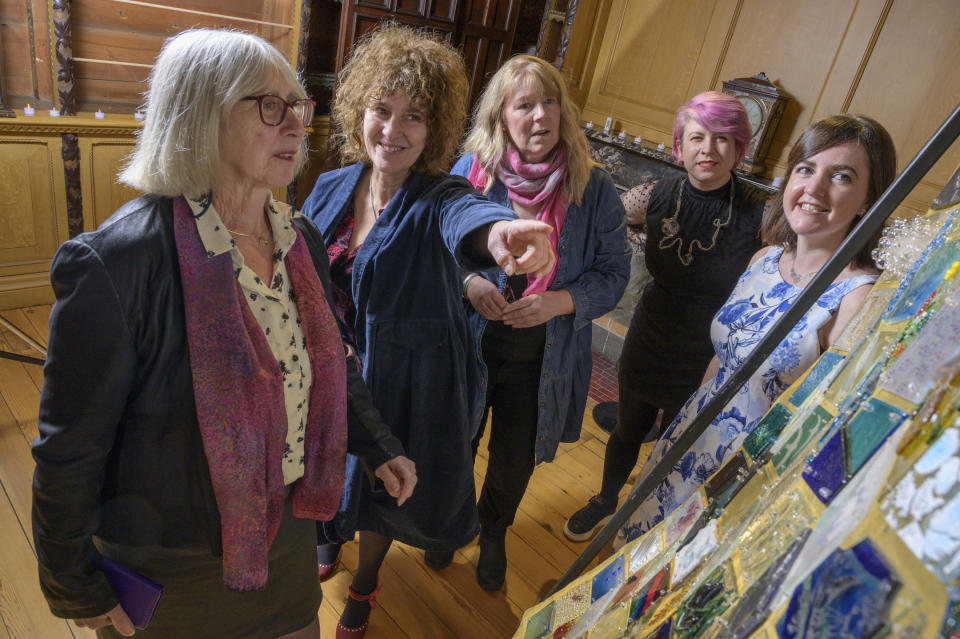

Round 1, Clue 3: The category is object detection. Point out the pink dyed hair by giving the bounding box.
[672,91,751,164]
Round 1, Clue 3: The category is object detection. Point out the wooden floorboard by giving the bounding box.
[0,303,655,638]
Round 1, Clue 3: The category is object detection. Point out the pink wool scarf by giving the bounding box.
[467,144,569,294]
[173,196,347,591]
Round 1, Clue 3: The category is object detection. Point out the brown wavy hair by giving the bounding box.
[762,114,897,269]
[331,23,468,174]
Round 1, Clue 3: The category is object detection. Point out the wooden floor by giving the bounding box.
[0,304,647,639]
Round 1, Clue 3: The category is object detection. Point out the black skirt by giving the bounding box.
[96,489,320,639]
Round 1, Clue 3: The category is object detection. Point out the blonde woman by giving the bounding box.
[452,55,630,590]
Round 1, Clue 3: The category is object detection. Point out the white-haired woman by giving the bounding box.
[31,29,417,638]
[451,54,630,590]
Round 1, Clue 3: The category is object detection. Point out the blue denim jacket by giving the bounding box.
[452,155,631,463]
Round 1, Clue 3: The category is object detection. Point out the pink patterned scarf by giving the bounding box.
[173,196,347,591]
[467,143,568,294]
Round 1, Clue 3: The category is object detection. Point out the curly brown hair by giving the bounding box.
[331,23,468,174]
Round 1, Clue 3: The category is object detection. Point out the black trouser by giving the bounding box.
[600,313,695,501]
[471,338,543,537]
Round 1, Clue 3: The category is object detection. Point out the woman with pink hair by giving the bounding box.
[565,91,769,541]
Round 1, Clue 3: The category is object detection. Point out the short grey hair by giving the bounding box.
[120,29,308,197]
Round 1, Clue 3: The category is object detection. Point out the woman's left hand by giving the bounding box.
[501,290,575,328]
[374,455,417,506]
[487,220,556,277]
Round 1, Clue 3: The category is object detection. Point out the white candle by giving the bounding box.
[23,104,35,116]
[134,111,145,121]
[633,136,642,145]
[49,108,60,117]
[657,143,666,152]
[618,131,626,140]
[94,109,105,119]
[603,116,613,135]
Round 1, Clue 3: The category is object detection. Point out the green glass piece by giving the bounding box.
[844,398,908,477]
[773,405,835,475]
[744,403,793,462]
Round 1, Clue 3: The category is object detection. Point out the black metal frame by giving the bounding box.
[547,102,960,597]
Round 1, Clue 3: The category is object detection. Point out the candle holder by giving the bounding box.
[94,109,105,119]
[49,108,61,117]
[23,105,35,116]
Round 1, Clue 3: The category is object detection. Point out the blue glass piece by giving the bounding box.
[777,539,898,639]
[591,556,625,603]
[789,351,843,407]
[652,618,673,639]
[844,398,908,478]
[886,237,960,323]
[803,430,845,504]
[936,598,960,639]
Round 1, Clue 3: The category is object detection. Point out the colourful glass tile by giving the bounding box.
[674,564,735,639]
[744,403,793,462]
[772,405,835,475]
[776,539,898,639]
[524,602,555,639]
[591,556,626,603]
[725,531,809,639]
[789,351,843,408]
[802,429,845,504]
[703,451,749,518]
[844,398,908,477]
[886,237,960,323]
[937,598,960,639]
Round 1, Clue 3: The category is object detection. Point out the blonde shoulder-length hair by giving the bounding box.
[463,55,595,205]
[119,29,308,198]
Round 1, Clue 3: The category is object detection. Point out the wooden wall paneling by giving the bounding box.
[0,128,67,309]
[581,0,738,148]
[709,0,866,176]
[64,0,302,113]
[0,0,54,107]
[78,137,139,232]
[829,0,960,217]
[554,0,607,108]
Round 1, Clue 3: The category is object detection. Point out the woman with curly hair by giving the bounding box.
[301,24,554,638]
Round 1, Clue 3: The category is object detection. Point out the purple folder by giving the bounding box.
[99,555,165,630]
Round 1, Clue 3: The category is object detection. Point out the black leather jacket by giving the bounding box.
[31,194,403,618]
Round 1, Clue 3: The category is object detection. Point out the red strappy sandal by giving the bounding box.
[335,584,381,639]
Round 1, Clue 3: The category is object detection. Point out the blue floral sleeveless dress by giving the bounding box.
[617,245,877,544]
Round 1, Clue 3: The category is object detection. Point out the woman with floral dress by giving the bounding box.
[618,114,897,543]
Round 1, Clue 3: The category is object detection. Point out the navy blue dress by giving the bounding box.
[301,163,514,550]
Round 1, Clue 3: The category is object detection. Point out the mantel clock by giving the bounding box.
[721,72,789,174]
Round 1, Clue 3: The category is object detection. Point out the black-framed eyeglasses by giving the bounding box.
[242,94,315,126]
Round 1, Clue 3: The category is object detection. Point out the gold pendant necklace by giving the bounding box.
[226,227,270,247]
[658,176,734,266]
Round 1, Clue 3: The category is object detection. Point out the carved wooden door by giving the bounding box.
[335,0,521,109]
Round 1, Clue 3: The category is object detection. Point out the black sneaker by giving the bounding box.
[563,495,617,542]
